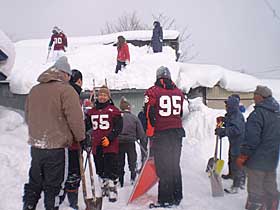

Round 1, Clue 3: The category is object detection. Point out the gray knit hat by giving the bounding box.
[53,56,71,75]
[156,66,171,80]
[254,85,272,98]
[120,96,131,111]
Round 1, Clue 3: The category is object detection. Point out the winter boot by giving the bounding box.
[67,191,79,210]
[99,178,109,197]
[23,204,36,210]
[224,186,239,194]
[108,179,118,202]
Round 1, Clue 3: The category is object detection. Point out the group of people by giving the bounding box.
[48,21,163,74]
[22,23,280,210]
[22,54,183,210]
[215,86,280,210]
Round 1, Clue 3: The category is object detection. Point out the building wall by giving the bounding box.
[0,81,145,116]
[206,85,254,109]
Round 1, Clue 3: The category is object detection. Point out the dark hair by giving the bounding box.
[70,69,83,83]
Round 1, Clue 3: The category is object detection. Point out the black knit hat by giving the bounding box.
[70,69,83,83]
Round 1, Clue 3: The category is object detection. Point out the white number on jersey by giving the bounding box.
[159,95,182,117]
[54,37,63,44]
[91,114,110,130]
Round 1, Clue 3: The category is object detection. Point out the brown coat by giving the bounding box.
[25,67,85,149]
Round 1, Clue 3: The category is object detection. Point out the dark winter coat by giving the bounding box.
[151,21,163,53]
[118,111,146,143]
[25,67,85,149]
[223,106,245,156]
[241,96,280,171]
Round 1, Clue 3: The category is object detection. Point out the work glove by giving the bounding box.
[81,130,92,151]
[236,154,249,169]
[101,136,110,147]
[215,127,226,137]
[216,116,225,124]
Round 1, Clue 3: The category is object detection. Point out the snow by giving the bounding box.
[1,33,280,210]
[9,31,280,98]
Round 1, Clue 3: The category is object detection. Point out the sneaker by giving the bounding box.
[221,174,233,180]
[108,179,118,202]
[149,202,173,208]
[224,186,239,194]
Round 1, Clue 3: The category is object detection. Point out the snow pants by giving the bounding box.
[246,168,279,210]
[115,60,126,74]
[23,147,67,210]
[118,142,137,180]
[93,146,119,181]
[153,129,183,205]
[60,149,80,208]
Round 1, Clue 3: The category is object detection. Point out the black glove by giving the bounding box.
[215,128,226,137]
[81,130,92,151]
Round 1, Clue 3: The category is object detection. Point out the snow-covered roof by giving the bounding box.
[8,32,280,101]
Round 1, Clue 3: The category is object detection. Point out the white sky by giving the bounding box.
[1,0,280,78]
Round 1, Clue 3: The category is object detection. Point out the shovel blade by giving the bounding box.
[215,159,224,175]
[209,172,224,197]
[85,197,103,210]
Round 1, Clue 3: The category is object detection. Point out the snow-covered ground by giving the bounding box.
[1,32,280,210]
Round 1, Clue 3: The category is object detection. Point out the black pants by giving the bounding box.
[115,60,126,74]
[231,155,242,187]
[153,130,183,204]
[119,142,137,177]
[60,149,80,208]
[93,146,119,180]
[23,147,67,210]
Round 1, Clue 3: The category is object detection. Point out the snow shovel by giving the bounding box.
[127,138,159,204]
[79,147,103,210]
[208,136,224,197]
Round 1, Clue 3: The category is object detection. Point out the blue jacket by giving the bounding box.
[223,104,245,156]
[151,21,163,53]
[241,97,280,171]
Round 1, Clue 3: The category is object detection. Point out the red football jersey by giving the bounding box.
[145,85,184,133]
[49,33,67,51]
[86,104,122,154]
